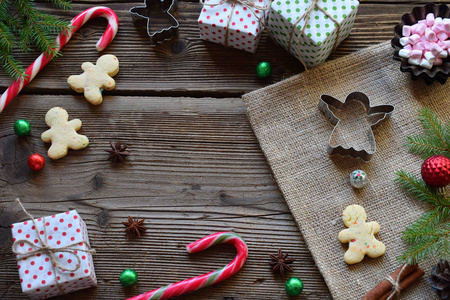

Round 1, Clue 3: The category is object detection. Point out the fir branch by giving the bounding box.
[35,15,71,34]
[402,207,450,243]
[406,108,450,158]
[399,222,450,264]
[446,121,450,149]
[0,0,9,17]
[407,136,448,159]
[0,21,15,52]
[418,107,449,150]
[395,170,448,206]
[45,0,71,11]
[396,108,450,264]
[7,16,25,31]
[0,21,26,79]
[15,0,56,55]
[0,52,25,80]
[18,21,32,52]
[0,0,71,79]
[27,22,59,56]
[402,211,440,243]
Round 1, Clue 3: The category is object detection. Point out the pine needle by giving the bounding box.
[395,170,447,206]
[399,234,448,265]
[45,0,71,11]
[418,107,449,150]
[0,0,9,16]
[396,107,450,264]
[0,0,71,79]
[406,108,450,158]
[400,222,450,264]
[0,21,15,52]
[0,52,25,80]
[407,136,448,159]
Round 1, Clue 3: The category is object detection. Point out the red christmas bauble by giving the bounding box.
[27,153,45,171]
[421,155,450,188]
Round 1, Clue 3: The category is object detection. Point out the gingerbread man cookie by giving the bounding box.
[338,205,385,264]
[68,54,119,105]
[41,107,89,159]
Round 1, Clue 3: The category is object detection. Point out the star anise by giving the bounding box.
[122,216,146,237]
[269,249,295,277]
[105,142,130,163]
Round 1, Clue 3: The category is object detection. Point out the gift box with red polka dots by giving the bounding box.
[11,210,96,300]
[198,0,269,53]
[267,0,359,68]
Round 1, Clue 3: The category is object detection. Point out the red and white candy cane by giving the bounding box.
[0,6,119,113]
[127,232,248,300]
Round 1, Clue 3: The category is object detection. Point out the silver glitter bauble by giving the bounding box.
[350,170,368,188]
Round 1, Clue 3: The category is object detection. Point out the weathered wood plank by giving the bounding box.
[0,95,330,299]
[0,2,428,97]
[0,1,440,299]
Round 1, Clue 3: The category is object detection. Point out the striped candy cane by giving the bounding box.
[127,232,248,300]
[0,6,119,113]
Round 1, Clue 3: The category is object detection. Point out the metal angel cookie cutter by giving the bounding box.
[318,92,394,162]
[130,0,179,45]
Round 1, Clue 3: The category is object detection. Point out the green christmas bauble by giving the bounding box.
[14,119,31,136]
[120,269,138,287]
[285,277,303,296]
[256,62,271,78]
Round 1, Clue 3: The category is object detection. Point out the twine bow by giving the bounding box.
[200,0,269,47]
[287,0,341,70]
[385,264,408,299]
[12,198,95,294]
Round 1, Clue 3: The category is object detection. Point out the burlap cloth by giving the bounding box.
[242,41,449,299]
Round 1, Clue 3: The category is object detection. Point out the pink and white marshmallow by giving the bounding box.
[402,25,411,37]
[426,13,435,27]
[400,13,450,68]
[443,19,450,32]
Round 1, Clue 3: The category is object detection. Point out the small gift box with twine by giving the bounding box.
[267,0,359,68]
[198,0,269,53]
[11,199,96,300]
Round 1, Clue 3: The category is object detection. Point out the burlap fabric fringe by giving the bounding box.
[12,198,95,294]
[287,0,341,70]
[199,0,269,46]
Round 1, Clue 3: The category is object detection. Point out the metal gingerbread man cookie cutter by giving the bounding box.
[318,92,394,162]
[130,0,179,45]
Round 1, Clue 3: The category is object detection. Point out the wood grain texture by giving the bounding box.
[0,2,430,96]
[1,1,444,299]
[0,96,330,299]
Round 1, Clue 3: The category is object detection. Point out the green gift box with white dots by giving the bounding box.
[267,0,359,68]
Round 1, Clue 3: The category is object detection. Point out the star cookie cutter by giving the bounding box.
[318,92,394,162]
[130,0,179,45]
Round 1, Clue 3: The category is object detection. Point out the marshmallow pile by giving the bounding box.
[399,13,450,69]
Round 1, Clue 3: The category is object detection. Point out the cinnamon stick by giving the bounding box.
[361,264,418,300]
[378,267,425,300]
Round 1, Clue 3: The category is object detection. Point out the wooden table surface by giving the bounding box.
[0,0,436,299]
